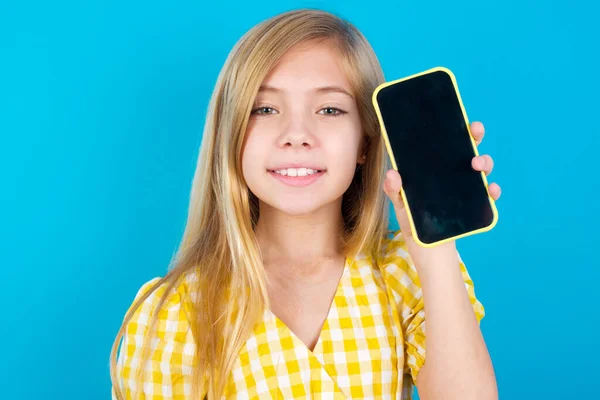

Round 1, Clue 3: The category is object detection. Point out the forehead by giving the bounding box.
[261,40,353,93]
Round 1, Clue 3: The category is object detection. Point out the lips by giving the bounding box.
[267,169,325,187]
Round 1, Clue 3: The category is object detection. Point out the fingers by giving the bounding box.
[385,159,501,213]
[472,154,494,176]
[471,121,485,146]
[383,169,405,210]
[488,182,502,200]
[470,122,500,200]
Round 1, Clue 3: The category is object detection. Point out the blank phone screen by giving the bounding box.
[375,70,495,244]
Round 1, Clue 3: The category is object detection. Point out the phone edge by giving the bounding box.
[372,66,499,248]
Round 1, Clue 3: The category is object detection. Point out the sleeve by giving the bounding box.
[380,230,485,385]
[112,277,195,400]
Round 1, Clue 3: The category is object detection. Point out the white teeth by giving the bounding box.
[273,168,321,176]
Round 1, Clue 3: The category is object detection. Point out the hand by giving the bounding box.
[383,121,502,265]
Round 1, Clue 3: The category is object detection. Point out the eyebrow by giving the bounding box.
[258,84,354,99]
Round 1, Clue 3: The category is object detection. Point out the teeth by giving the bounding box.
[273,168,321,176]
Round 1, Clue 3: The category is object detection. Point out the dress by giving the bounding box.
[113,230,485,399]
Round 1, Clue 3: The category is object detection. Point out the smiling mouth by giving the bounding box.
[267,167,325,177]
[266,168,325,187]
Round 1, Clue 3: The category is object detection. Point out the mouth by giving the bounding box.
[268,167,325,176]
[267,167,326,187]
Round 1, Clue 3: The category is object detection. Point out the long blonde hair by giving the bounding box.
[110,8,391,399]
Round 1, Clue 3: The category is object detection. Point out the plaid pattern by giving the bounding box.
[114,230,485,399]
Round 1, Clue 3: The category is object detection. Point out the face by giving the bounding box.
[242,40,364,217]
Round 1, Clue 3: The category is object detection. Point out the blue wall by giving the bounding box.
[1,1,598,398]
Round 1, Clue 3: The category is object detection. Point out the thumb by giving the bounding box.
[383,169,405,211]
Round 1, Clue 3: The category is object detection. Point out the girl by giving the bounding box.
[110,8,501,400]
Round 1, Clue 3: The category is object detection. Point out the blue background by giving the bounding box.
[1,0,598,398]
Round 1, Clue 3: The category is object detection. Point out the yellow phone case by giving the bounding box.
[372,66,499,247]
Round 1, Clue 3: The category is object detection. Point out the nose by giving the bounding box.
[276,112,316,149]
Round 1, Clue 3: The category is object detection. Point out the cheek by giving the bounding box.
[241,130,267,186]
[331,143,360,189]
[327,126,362,178]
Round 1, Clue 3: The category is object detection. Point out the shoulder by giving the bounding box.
[373,229,421,303]
[377,229,416,278]
[123,274,194,340]
[345,229,414,289]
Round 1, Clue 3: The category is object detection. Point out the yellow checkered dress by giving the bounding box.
[114,230,485,399]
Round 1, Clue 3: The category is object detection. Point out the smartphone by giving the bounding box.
[372,67,498,247]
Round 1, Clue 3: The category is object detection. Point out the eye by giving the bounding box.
[251,106,278,116]
[318,107,346,117]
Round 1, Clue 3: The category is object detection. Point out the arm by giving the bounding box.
[414,243,497,400]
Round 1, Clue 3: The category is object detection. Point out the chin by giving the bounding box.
[261,195,332,217]
[273,201,325,216]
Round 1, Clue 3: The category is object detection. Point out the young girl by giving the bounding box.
[110,8,501,400]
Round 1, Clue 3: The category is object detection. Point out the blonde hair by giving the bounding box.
[110,8,391,399]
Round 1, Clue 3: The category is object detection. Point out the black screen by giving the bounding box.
[375,70,495,244]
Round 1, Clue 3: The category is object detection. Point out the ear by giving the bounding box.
[356,135,369,165]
